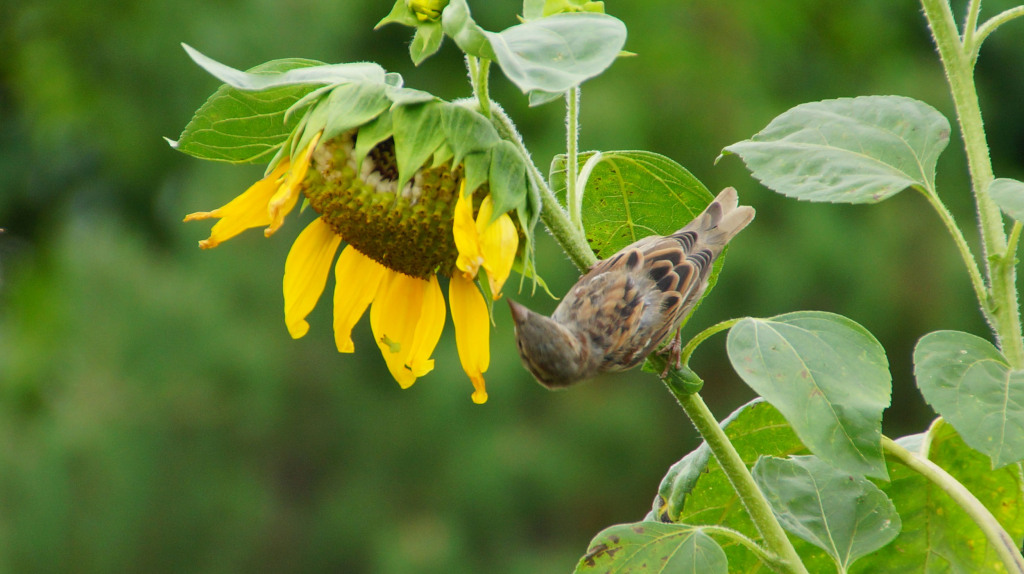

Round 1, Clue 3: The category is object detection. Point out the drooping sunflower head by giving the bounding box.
[175,55,539,402]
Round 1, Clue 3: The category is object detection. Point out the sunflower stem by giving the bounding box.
[664,385,810,574]
[882,434,1024,574]
[921,0,1024,367]
[489,104,597,270]
[466,55,492,118]
[680,318,741,367]
[565,86,583,233]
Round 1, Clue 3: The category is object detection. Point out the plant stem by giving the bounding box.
[679,318,741,366]
[665,387,809,574]
[918,187,992,324]
[921,0,1024,366]
[565,87,583,232]
[466,56,492,118]
[973,7,1024,63]
[488,104,597,270]
[882,436,1024,574]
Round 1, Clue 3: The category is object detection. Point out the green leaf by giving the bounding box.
[852,422,1024,573]
[753,455,901,571]
[440,103,500,168]
[410,21,445,65]
[914,330,1024,468]
[549,150,713,259]
[654,400,833,573]
[441,0,495,59]
[172,58,325,164]
[376,0,419,28]
[488,140,528,218]
[575,522,727,574]
[391,102,446,190]
[352,112,394,170]
[727,311,891,479]
[293,82,392,158]
[655,398,776,523]
[484,13,626,94]
[528,89,565,107]
[989,178,1024,223]
[462,150,491,196]
[182,44,388,91]
[384,86,439,106]
[722,96,950,203]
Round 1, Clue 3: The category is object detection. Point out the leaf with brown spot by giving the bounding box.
[574,522,726,574]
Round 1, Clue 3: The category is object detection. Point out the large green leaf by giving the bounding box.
[753,455,900,571]
[852,422,1024,573]
[652,399,834,573]
[989,178,1024,223]
[575,522,727,574]
[549,150,713,259]
[722,96,950,203]
[484,12,626,94]
[172,58,325,164]
[914,330,1024,468]
[727,311,891,479]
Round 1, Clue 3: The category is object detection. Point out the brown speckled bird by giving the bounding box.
[508,187,755,388]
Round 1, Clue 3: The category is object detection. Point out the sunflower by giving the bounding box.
[185,129,519,404]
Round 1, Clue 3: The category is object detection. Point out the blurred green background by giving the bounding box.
[2,0,1023,572]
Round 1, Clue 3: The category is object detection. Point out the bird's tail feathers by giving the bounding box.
[684,187,755,246]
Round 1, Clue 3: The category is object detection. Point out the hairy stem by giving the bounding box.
[680,318,741,366]
[918,187,992,323]
[882,436,1024,574]
[665,387,809,574]
[971,7,1024,64]
[489,104,597,270]
[466,56,492,118]
[921,0,1024,366]
[565,87,583,232]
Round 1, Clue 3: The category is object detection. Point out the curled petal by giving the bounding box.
[479,210,518,298]
[449,274,490,404]
[453,180,484,279]
[184,161,290,249]
[333,246,387,353]
[267,132,322,237]
[283,218,342,339]
[370,272,428,388]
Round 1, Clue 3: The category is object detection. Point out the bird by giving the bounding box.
[508,187,755,389]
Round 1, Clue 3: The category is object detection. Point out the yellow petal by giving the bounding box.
[449,274,490,404]
[333,246,387,353]
[185,161,290,249]
[266,132,322,237]
[479,211,518,298]
[452,180,484,279]
[283,217,342,339]
[370,271,427,389]
[405,275,446,378]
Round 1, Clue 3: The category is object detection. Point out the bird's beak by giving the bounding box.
[507,299,530,326]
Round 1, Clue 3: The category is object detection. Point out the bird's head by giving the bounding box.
[507,299,590,389]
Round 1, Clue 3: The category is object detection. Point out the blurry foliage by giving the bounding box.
[0,0,1022,572]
